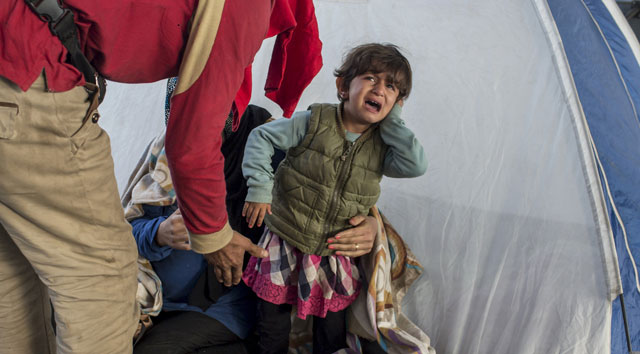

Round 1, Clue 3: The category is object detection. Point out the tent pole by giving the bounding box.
[620,293,633,353]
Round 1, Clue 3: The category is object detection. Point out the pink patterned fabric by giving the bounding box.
[243,229,360,319]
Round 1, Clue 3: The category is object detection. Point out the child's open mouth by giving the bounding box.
[365,100,381,112]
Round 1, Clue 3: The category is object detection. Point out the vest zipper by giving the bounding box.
[323,140,357,243]
[340,141,355,161]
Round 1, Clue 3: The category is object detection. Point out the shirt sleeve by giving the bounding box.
[380,104,428,178]
[264,0,322,117]
[242,111,310,203]
[164,0,271,254]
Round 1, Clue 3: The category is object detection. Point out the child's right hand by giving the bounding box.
[242,201,272,228]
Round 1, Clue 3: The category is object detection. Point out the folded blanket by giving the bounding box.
[121,130,173,318]
[344,207,435,354]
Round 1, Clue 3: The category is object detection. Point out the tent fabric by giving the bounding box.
[99,0,640,353]
[535,0,622,301]
[548,1,640,352]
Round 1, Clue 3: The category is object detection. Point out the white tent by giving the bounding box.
[100,0,640,353]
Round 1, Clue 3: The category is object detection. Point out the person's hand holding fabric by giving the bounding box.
[156,209,191,251]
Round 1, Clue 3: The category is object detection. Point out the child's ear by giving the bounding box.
[336,77,348,100]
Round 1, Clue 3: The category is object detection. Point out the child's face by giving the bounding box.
[338,72,400,133]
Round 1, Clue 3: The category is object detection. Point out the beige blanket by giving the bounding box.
[120,130,174,318]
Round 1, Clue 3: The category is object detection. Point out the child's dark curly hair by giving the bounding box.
[334,43,412,102]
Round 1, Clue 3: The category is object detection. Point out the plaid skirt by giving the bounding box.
[242,228,361,319]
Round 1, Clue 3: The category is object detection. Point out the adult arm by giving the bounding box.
[166,0,298,285]
[165,0,271,255]
[380,104,428,178]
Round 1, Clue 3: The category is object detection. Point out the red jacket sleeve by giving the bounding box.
[231,0,322,121]
[165,0,270,252]
[265,0,323,117]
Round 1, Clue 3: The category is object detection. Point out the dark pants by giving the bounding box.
[361,338,388,354]
[134,310,248,354]
[256,299,347,354]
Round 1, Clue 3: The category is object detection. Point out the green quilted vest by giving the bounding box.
[264,103,387,255]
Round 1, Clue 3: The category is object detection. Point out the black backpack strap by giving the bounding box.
[25,0,106,106]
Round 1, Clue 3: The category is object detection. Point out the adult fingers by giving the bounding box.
[248,244,268,258]
[172,230,190,242]
[329,238,365,250]
[232,266,243,286]
[169,229,190,250]
[214,266,223,283]
[328,232,374,257]
[172,213,186,227]
[330,241,372,258]
[169,213,186,236]
[223,266,233,287]
[331,216,368,241]
[237,234,268,258]
[334,244,368,258]
[170,241,192,251]
[169,208,184,223]
[331,215,377,244]
[348,214,367,226]
[329,229,363,244]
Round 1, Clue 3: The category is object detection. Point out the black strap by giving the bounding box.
[24,0,106,103]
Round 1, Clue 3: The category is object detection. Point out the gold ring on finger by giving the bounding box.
[355,243,359,250]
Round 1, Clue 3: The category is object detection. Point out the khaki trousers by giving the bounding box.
[0,74,138,354]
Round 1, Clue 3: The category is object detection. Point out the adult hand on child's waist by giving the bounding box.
[204,230,268,287]
[326,215,377,257]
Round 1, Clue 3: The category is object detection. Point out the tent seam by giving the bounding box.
[532,0,622,300]
[580,0,640,294]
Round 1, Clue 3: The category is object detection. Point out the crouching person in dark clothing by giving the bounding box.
[122,104,277,354]
[129,201,255,354]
